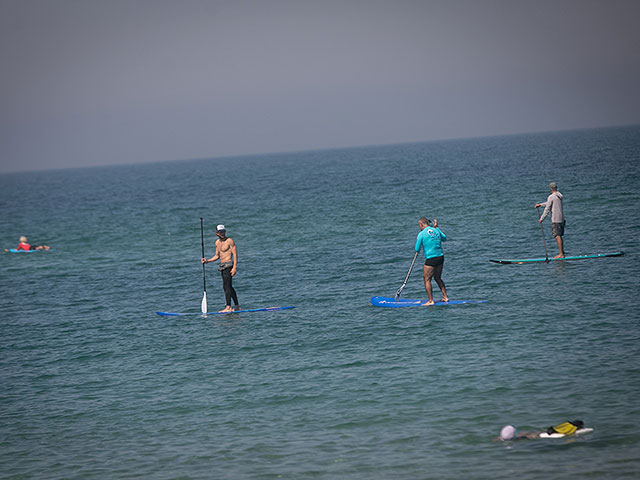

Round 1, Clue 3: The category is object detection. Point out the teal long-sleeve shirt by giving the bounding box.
[415,227,447,259]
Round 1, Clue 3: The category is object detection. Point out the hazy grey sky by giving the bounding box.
[1,0,639,173]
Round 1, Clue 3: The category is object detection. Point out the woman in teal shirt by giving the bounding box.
[414,217,449,305]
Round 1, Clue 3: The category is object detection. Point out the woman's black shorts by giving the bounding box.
[424,255,444,267]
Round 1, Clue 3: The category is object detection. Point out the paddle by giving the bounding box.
[536,206,549,263]
[200,217,208,313]
[395,251,419,300]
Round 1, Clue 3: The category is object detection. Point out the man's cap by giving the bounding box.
[500,425,517,441]
[549,182,557,189]
[216,224,226,232]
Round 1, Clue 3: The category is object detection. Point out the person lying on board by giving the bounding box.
[4,236,50,251]
[496,420,586,440]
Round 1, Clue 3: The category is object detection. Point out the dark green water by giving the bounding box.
[2,126,639,479]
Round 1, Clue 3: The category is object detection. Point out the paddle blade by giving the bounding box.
[201,292,207,313]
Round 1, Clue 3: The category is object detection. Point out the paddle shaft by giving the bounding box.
[536,206,549,262]
[395,251,419,300]
[200,218,207,293]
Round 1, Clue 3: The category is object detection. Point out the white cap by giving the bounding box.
[216,224,226,231]
[500,425,517,440]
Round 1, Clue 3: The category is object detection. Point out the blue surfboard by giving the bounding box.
[7,248,54,253]
[156,306,295,316]
[371,296,487,308]
[490,251,624,264]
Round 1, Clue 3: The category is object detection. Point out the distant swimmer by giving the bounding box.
[497,420,591,441]
[201,224,240,313]
[414,217,449,306]
[535,182,566,258]
[498,424,539,440]
[4,236,50,252]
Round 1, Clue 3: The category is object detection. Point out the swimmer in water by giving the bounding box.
[497,420,587,440]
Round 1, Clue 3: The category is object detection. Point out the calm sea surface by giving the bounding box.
[1,126,640,479]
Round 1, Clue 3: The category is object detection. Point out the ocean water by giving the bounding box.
[1,126,639,479]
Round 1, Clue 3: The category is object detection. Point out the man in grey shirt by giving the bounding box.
[535,182,565,258]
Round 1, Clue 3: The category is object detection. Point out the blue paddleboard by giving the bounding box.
[156,306,295,316]
[371,296,487,308]
[490,251,624,264]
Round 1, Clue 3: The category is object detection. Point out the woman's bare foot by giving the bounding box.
[421,300,435,306]
[440,297,449,303]
[218,306,234,313]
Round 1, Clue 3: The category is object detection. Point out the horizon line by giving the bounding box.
[2,123,638,176]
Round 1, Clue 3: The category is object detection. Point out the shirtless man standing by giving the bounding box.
[202,224,240,312]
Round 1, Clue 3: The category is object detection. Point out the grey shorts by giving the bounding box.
[218,261,233,271]
[552,220,566,237]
